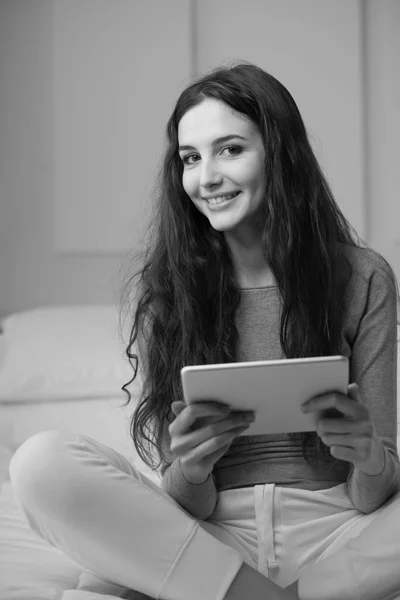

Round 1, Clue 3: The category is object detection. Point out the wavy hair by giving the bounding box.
[121,62,368,473]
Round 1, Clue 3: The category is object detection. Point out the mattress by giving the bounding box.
[1,306,399,599]
[0,306,162,598]
[0,395,139,466]
[0,394,160,600]
[0,480,132,600]
[2,397,400,600]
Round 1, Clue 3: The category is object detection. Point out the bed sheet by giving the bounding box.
[0,394,160,480]
[1,397,399,600]
[0,477,142,600]
[0,395,133,454]
[0,393,161,600]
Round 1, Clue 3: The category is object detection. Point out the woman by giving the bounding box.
[10,63,400,600]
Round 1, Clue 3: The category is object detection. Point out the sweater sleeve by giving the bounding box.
[160,425,218,519]
[345,262,400,513]
[154,408,218,518]
[161,459,218,520]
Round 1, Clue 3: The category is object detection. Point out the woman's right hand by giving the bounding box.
[168,401,255,484]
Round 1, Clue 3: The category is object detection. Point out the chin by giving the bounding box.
[207,219,238,232]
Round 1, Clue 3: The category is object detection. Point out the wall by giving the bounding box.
[195,0,366,238]
[365,0,400,275]
[0,0,399,313]
[0,0,191,312]
[0,0,125,311]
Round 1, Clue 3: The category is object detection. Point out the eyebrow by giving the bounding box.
[178,134,249,153]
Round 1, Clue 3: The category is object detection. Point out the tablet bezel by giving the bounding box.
[181,356,349,435]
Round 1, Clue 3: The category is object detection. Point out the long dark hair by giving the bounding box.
[120,62,372,473]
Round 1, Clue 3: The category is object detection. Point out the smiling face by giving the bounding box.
[178,98,266,240]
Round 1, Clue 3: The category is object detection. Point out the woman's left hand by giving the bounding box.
[301,382,386,475]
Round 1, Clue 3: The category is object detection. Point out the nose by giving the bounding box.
[199,157,223,189]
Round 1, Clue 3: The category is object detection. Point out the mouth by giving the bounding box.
[203,191,240,206]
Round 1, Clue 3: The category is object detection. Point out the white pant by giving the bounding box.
[9,429,400,600]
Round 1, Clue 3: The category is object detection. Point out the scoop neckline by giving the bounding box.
[239,285,278,291]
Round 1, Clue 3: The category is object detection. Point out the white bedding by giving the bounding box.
[0,306,160,599]
[0,395,159,600]
[0,479,131,600]
[0,395,136,465]
[0,392,160,600]
[0,306,399,600]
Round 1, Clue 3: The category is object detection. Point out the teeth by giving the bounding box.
[207,192,238,205]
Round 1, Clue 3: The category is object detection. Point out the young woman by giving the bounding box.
[10,63,400,600]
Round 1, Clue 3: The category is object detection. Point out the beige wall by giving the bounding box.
[365,0,400,274]
[0,0,191,312]
[0,0,399,313]
[195,0,366,237]
[0,0,122,311]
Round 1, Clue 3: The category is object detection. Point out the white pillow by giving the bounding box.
[0,306,138,402]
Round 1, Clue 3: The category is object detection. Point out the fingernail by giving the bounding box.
[245,413,255,421]
[239,425,250,432]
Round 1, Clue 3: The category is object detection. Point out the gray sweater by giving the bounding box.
[162,245,400,517]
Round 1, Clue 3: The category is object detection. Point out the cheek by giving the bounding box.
[182,170,196,199]
[248,168,266,199]
[235,159,265,192]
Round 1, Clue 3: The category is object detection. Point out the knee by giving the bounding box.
[9,429,80,511]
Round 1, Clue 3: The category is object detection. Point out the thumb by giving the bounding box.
[171,401,186,416]
[348,382,361,402]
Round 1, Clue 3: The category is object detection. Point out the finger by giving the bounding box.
[170,413,253,455]
[194,438,238,469]
[185,424,250,462]
[317,418,368,435]
[195,409,250,429]
[329,445,360,462]
[171,401,233,426]
[169,402,231,436]
[317,433,356,448]
[347,382,361,402]
[302,392,366,419]
[207,440,233,460]
[171,401,186,416]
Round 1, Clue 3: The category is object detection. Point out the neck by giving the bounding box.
[224,229,275,289]
[236,268,276,289]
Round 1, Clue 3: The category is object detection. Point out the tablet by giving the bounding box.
[181,356,349,435]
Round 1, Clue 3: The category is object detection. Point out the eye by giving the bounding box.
[221,145,242,157]
[181,153,200,165]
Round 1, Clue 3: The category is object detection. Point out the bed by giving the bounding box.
[0,305,160,600]
[0,305,399,600]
